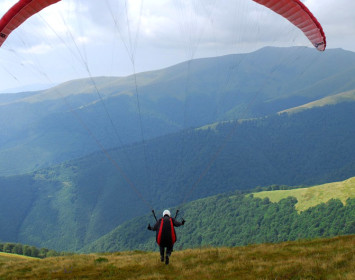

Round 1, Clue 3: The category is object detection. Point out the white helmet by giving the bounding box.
[163,210,171,217]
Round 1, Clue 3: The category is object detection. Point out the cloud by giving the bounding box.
[20,43,52,55]
[0,0,15,11]
[300,0,355,50]
[3,0,352,54]
[0,0,355,92]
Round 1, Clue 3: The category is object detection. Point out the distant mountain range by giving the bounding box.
[1,46,355,176]
[0,47,354,252]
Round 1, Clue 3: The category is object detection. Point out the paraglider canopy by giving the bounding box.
[0,0,61,47]
[1,0,326,50]
[253,0,326,51]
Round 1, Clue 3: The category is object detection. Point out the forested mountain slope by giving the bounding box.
[0,99,354,251]
[83,177,355,252]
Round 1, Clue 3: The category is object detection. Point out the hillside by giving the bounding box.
[0,99,354,252]
[1,236,354,280]
[253,177,355,211]
[279,89,355,115]
[83,177,355,253]
[1,47,355,175]
[0,252,37,261]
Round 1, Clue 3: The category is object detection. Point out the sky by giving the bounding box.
[0,0,354,93]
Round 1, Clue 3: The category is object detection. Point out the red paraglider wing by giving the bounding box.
[1,0,326,51]
[253,0,326,51]
[0,0,61,47]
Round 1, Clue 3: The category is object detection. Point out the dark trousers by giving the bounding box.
[160,245,173,257]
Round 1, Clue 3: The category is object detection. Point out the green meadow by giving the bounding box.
[0,235,354,280]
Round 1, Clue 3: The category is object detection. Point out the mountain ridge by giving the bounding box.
[0,46,354,252]
[1,47,355,176]
[279,89,355,114]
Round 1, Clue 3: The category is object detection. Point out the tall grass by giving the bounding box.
[0,235,354,279]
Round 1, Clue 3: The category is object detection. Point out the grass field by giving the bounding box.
[0,235,354,280]
[279,90,355,115]
[0,252,37,262]
[253,177,355,212]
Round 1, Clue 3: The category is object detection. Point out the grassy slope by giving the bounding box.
[253,177,355,212]
[0,236,354,280]
[279,90,355,115]
[0,252,37,262]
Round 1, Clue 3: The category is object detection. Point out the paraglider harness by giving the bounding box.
[150,210,184,246]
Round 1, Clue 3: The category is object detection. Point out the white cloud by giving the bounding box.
[301,0,355,50]
[0,0,15,11]
[20,43,52,55]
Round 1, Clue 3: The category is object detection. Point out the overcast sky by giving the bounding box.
[0,0,354,93]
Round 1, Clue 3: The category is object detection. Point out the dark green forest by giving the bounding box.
[0,243,61,258]
[83,192,355,252]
